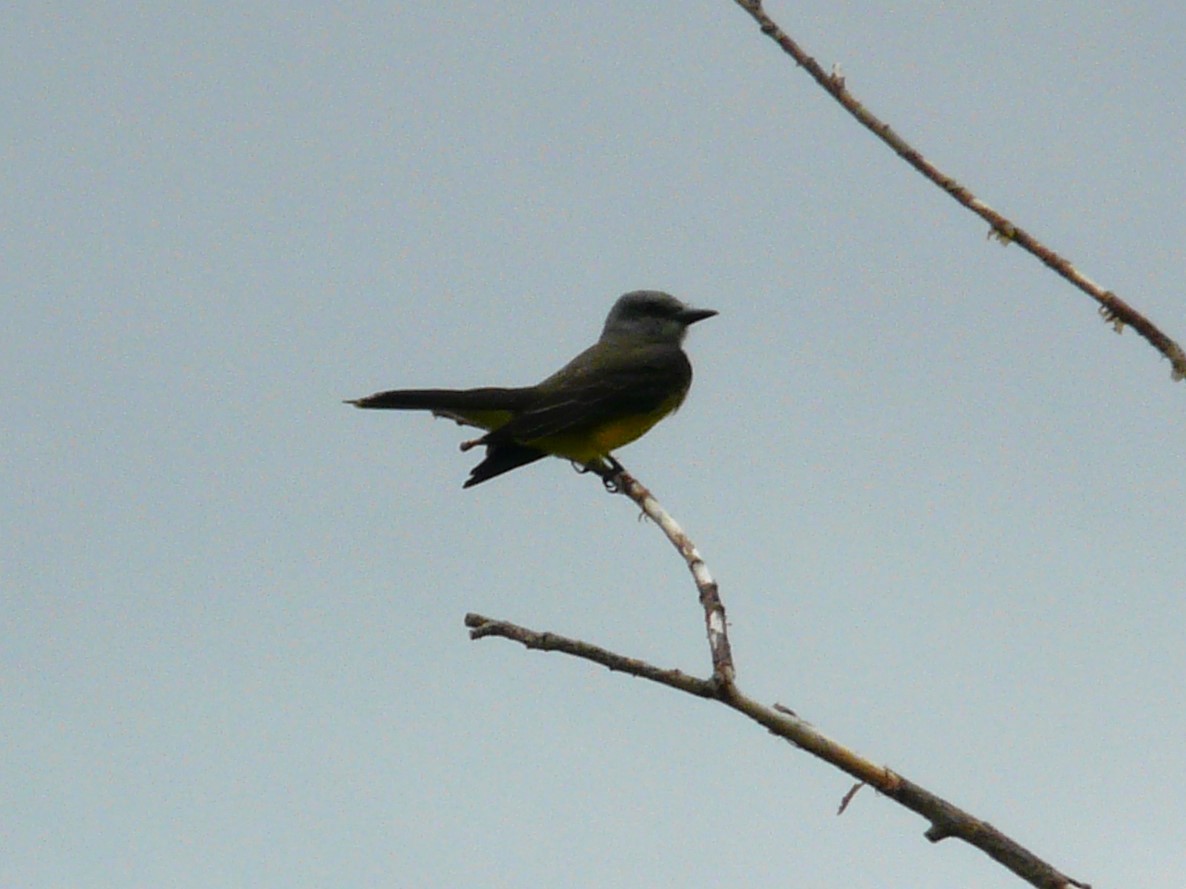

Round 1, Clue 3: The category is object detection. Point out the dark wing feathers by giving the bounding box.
[481,343,691,445]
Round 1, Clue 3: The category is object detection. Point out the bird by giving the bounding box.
[347,290,716,487]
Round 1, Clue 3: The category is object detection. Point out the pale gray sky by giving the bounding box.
[3,3,1184,887]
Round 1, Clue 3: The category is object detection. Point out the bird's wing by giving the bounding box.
[482,342,692,445]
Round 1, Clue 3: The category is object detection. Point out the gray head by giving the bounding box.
[599,290,718,344]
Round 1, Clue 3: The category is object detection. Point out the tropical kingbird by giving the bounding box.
[347,290,716,487]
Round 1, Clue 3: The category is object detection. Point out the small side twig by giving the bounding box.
[731,0,1186,381]
[837,781,864,815]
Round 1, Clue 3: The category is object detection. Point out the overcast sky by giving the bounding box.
[3,3,1184,887]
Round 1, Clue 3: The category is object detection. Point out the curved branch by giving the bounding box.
[731,0,1186,382]
[591,463,735,685]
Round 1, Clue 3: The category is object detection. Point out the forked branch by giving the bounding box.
[467,464,1092,889]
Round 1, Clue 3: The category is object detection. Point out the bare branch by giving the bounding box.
[465,613,720,697]
[468,462,1093,887]
[466,612,1091,889]
[731,0,1186,382]
[589,462,735,685]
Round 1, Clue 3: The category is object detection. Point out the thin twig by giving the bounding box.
[731,0,1186,381]
[465,613,719,698]
[591,462,735,685]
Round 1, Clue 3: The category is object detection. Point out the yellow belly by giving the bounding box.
[525,392,686,464]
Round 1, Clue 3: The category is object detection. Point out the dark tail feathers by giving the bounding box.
[346,387,529,411]
[463,443,548,488]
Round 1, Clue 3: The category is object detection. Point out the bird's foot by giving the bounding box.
[580,456,626,493]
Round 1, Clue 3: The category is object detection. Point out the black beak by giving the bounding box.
[679,307,718,325]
